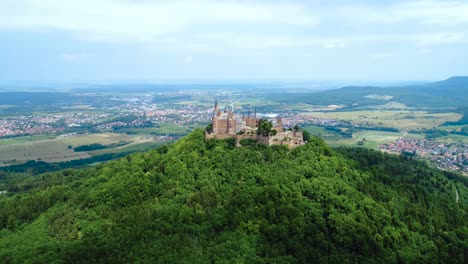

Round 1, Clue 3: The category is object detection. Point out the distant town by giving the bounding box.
[0,90,466,174]
[380,138,468,173]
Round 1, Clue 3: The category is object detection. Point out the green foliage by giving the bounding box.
[302,130,311,142]
[0,129,466,263]
[239,138,257,147]
[73,143,105,152]
[205,123,213,134]
[257,119,273,136]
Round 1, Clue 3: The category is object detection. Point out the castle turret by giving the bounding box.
[214,99,219,114]
[276,116,283,132]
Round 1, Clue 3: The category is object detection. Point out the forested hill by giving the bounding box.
[0,129,467,263]
[273,76,468,109]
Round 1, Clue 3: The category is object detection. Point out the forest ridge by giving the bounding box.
[0,129,466,262]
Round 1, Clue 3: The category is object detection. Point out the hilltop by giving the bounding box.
[0,129,467,262]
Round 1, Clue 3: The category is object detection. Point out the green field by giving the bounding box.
[0,135,57,146]
[304,125,426,149]
[303,110,462,130]
[324,131,413,148]
[121,122,194,135]
[0,133,164,166]
[437,125,468,132]
[0,139,91,166]
[87,140,171,156]
[433,135,468,144]
[303,125,342,141]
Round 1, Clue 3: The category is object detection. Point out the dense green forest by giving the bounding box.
[0,129,466,263]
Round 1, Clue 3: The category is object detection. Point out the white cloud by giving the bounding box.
[339,0,468,26]
[396,1,468,25]
[0,0,317,43]
[0,0,466,64]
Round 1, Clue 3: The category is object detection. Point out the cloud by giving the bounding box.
[339,0,468,26]
[0,0,318,43]
[0,0,465,51]
[396,0,468,25]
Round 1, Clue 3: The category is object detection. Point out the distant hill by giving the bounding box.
[272,76,468,109]
[0,129,466,262]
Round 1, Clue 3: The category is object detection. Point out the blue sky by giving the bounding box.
[0,0,467,82]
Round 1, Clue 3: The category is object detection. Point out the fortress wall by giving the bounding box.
[205,133,236,140]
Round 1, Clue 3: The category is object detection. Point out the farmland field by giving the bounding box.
[437,125,467,132]
[0,133,164,166]
[324,131,404,148]
[121,122,202,135]
[0,140,91,166]
[0,135,57,146]
[432,135,468,144]
[303,110,462,130]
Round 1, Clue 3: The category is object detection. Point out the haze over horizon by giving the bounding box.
[1,0,467,82]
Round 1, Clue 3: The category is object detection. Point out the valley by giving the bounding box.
[0,77,467,173]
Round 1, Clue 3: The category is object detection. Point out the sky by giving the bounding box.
[0,0,467,82]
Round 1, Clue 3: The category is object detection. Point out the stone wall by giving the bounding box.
[205,130,304,148]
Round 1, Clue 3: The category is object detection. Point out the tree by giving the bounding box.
[257,119,273,136]
[303,130,311,142]
[206,124,213,134]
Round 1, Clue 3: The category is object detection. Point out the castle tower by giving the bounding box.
[214,99,219,115]
[229,111,236,135]
[212,100,219,134]
[276,116,283,132]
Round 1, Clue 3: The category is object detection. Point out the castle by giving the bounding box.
[205,100,304,148]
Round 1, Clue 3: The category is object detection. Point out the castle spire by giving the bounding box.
[213,99,219,117]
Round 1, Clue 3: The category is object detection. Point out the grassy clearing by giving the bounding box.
[303,110,462,130]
